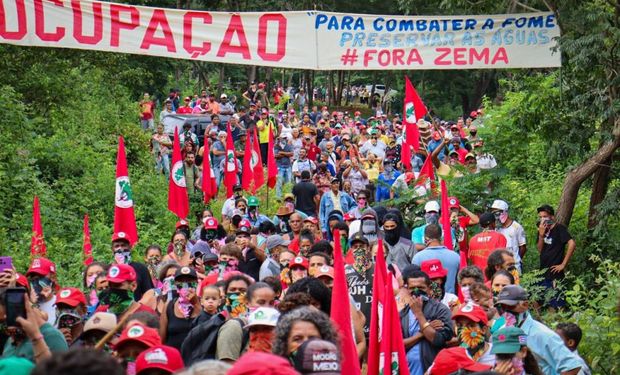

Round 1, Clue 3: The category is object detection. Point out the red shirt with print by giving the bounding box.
[468,230,508,274]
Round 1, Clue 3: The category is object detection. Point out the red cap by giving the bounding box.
[421,259,448,279]
[228,352,298,375]
[289,256,309,270]
[15,273,28,288]
[448,196,460,209]
[429,347,491,375]
[261,108,269,114]
[175,219,189,229]
[314,265,334,279]
[115,323,161,351]
[303,216,318,225]
[432,131,442,141]
[354,111,361,116]
[56,287,87,307]
[404,172,415,183]
[136,345,184,375]
[470,111,478,118]
[203,217,219,230]
[451,303,489,325]
[106,264,136,283]
[112,231,130,242]
[26,257,56,276]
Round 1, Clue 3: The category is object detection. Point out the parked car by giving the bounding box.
[161,114,230,146]
[365,84,398,98]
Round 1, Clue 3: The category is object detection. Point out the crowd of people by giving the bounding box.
[0,86,588,375]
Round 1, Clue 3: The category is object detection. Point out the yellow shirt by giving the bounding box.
[257,119,274,143]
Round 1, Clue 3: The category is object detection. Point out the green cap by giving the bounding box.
[247,196,259,207]
[0,357,35,375]
[491,326,527,354]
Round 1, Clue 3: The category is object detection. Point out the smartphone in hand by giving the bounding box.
[5,287,27,327]
[0,257,12,273]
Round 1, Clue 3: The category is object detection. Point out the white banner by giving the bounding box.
[0,0,561,70]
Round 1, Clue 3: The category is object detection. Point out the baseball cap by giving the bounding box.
[203,217,219,229]
[202,252,219,264]
[491,199,509,211]
[136,345,184,375]
[112,231,130,242]
[424,200,440,213]
[233,184,243,191]
[26,257,56,276]
[491,326,527,354]
[350,231,369,246]
[496,285,528,306]
[115,323,161,351]
[315,265,334,279]
[220,93,227,99]
[465,153,476,160]
[420,259,447,279]
[81,312,117,337]
[245,307,280,328]
[479,212,495,227]
[228,352,298,375]
[261,108,269,114]
[289,256,309,270]
[232,209,244,218]
[175,219,189,229]
[236,219,252,234]
[174,266,198,281]
[428,347,491,375]
[448,196,460,210]
[265,235,290,251]
[106,264,136,283]
[292,339,341,375]
[247,196,259,207]
[451,303,489,325]
[56,287,87,307]
[304,216,319,225]
[537,204,555,216]
[284,193,295,201]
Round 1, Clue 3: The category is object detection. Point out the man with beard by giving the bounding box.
[382,212,416,272]
[111,232,153,301]
[344,232,374,338]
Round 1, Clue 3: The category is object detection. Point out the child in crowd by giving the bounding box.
[556,322,592,375]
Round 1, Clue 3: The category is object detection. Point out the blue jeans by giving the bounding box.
[213,164,223,188]
[156,154,170,180]
[276,166,292,198]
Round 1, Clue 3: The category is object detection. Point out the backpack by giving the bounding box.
[180,312,249,366]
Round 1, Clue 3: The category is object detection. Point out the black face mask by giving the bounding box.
[470,131,477,136]
[232,216,242,227]
[384,227,400,246]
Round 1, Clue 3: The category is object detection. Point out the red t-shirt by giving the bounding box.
[176,106,192,114]
[457,216,471,253]
[468,231,508,274]
[306,144,322,162]
[140,101,154,120]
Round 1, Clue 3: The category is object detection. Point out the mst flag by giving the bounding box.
[267,126,277,188]
[402,76,428,170]
[416,154,436,196]
[440,179,454,250]
[241,131,253,192]
[30,196,47,258]
[201,143,217,204]
[114,136,138,245]
[83,214,93,266]
[330,229,361,375]
[252,128,265,193]
[224,124,238,198]
[168,128,190,219]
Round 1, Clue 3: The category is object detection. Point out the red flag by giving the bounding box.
[114,136,138,245]
[330,229,361,375]
[252,128,264,193]
[168,128,190,219]
[403,76,428,163]
[267,127,277,188]
[368,239,408,375]
[416,155,436,196]
[241,131,253,191]
[223,124,238,198]
[30,196,47,258]
[201,143,217,204]
[83,214,93,266]
[440,179,454,250]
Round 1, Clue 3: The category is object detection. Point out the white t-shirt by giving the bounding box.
[441,292,459,308]
[39,295,57,325]
[477,153,497,169]
[497,220,526,270]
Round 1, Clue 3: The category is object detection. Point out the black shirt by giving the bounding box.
[345,264,374,338]
[130,261,154,301]
[292,180,319,217]
[238,247,261,281]
[538,223,572,279]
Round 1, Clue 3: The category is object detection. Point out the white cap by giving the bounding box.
[491,199,509,211]
[424,200,440,213]
[244,307,280,328]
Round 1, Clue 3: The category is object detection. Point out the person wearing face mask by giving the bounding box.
[110,231,154,302]
[457,266,485,304]
[201,217,224,253]
[222,185,246,223]
[491,327,543,375]
[411,201,442,251]
[485,249,520,286]
[274,133,294,199]
[452,303,495,366]
[468,212,508,274]
[163,231,192,267]
[319,178,356,235]
[244,307,280,354]
[376,159,401,202]
[26,257,59,324]
[260,235,290,280]
[113,323,162,373]
[348,207,382,244]
[244,196,271,228]
[82,261,106,318]
[491,200,527,272]
[347,189,370,219]
[216,274,253,363]
[382,213,416,272]
[143,245,163,285]
[412,224,460,294]
[160,267,201,350]
[99,264,142,319]
[399,270,454,374]
[344,232,374,338]
[54,287,87,347]
[495,285,582,375]
[420,259,459,309]
[272,205,295,239]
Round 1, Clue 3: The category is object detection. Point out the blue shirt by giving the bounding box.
[411,225,456,246]
[520,313,582,375]
[412,246,460,294]
[406,309,423,375]
[376,171,400,202]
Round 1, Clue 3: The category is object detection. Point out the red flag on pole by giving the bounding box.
[201,144,217,204]
[368,239,408,375]
[402,76,428,170]
[416,154,436,196]
[252,128,264,193]
[267,127,277,188]
[168,128,190,219]
[83,214,93,266]
[30,196,47,258]
[440,179,454,250]
[241,131,253,192]
[223,124,238,198]
[114,136,138,245]
[330,229,361,375]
